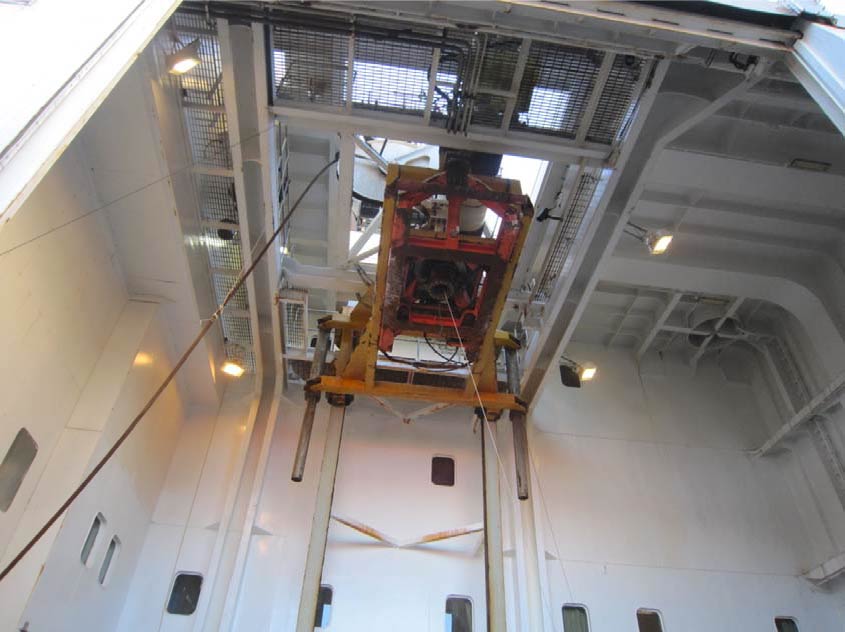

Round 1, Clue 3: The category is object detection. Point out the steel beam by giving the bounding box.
[500,38,532,132]
[349,209,382,259]
[353,135,388,174]
[575,53,616,145]
[805,550,845,586]
[423,47,440,125]
[637,292,682,358]
[481,417,507,632]
[314,1,795,56]
[788,20,845,136]
[271,105,609,164]
[756,370,845,455]
[296,405,346,632]
[309,376,526,412]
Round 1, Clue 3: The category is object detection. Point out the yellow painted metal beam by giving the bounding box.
[310,376,527,412]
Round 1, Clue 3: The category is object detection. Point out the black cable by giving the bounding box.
[379,347,466,371]
[0,153,340,584]
[424,332,460,364]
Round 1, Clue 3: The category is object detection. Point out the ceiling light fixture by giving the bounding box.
[624,221,673,256]
[166,39,201,75]
[646,230,673,255]
[133,352,153,366]
[580,363,597,381]
[222,361,245,377]
[559,357,597,388]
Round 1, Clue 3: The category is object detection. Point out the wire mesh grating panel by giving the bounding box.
[186,109,232,169]
[510,42,604,138]
[431,49,461,121]
[586,55,646,144]
[353,36,433,115]
[535,172,600,301]
[282,301,307,350]
[171,15,225,108]
[225,340,256,373]
[471,94,508,128]
[212,274,248,311]
[222,313,254,346]
[204,228,243,270]
[477,37,521,92]
[197,174,238,223]
[172,11,255,373]
[272,26,348,106]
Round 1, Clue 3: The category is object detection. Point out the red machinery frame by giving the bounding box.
[379,169,533,362]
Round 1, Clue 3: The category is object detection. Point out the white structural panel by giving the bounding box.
[790,19,845,136]
[0,0,181,228]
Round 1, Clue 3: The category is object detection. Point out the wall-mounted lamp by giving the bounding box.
[624,222,673,256]
[222,360,245,377]
[559,358,597,388]
[166,39,201,75]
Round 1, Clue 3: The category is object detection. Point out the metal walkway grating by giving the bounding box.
[204,227,243,270]
[185,108,232,170]
[471,94,508,128]
[273,26,348,106]
[197,174,238,223]
[353,36,433,115]
[477,37,521,92]
[587,55,646,144]
[510,42,604,138]
[171,13,225,108]
[171,10,254,373]
[212,273,249,311]
[534,172,601,301]
[267,15,648,146]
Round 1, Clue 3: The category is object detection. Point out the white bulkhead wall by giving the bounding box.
[531,342,845,631]
[119,348,845,631]
[0,140,189,630]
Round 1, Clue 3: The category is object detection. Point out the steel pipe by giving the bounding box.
[505,348,530,500]
[291,328,331,482]
[295,406,346,632]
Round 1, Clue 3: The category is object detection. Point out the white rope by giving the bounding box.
[443,299,567,625]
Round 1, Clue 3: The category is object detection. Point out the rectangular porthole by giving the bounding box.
[98,536,120,586]
[167,573,203,615]
[0,428,38,512]
[431,456,455,486]
[81,513,105,566]
[315,585,332,628]
[445,596,472,632]
[775,618,799,632]
[637,609,663,632]
[563,604,590,632]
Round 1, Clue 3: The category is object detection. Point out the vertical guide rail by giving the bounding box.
[504,347,545,631]
[291,327,331,481]
[505,348,530,500]
[481,415,507,632]
[296,405,346,632]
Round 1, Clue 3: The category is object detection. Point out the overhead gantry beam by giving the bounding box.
[788,19,845,136]
[271,105,609,165]
[316,1,798,56]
